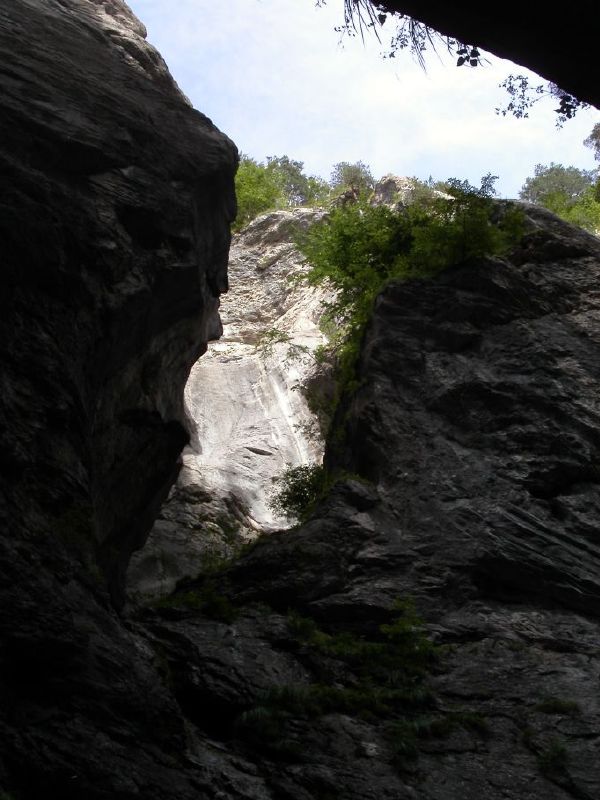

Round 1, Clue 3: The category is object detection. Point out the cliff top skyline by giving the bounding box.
[128,0,599,198]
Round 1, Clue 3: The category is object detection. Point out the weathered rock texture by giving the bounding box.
[128,208,330,601]
[0,0,237,795]
[0,0,236,602]
[2,0,600,797]
[145,205,600,800]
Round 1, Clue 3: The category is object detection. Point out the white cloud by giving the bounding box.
[128,0,599,196]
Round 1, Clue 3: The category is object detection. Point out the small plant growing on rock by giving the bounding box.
[270,463,327,522]
[296,177,525,428]
[235,599,442,767]
[155,582,238,623]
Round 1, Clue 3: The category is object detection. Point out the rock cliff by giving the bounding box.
[0,0,236,604]
[128,208,330,601]
[2,1,600,799]
[151,203,600,800]
[0,0,236,795]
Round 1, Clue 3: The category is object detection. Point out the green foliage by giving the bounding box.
[519,162,600,233]
[299,201,412,328]
[330,160,374,196]
[266,155,331,206]
[236,600,440,764]
[234,155,284,231]
[266,155,311,206]
[234,154,331,231]
[297,176,524,426]
[547,186,600,233]
[254,326,292,357]
[155,581,238,623]
[387,719,420,764]
[255,327,310,366]
[584,122,600,161]
[533,697,580,715]
[269,463,328,522]
[413,709,489,739]
[287,600,439,701]
[407,176,523,276]
[300,176,522,328]
[306,175,332,206]
[519,162,596,204]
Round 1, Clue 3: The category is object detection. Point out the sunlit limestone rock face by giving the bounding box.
[127,208,331,600]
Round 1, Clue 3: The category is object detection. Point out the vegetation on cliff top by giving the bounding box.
[268,176,525,521]
[234,155,375,230]
[519,162,600,234]
[296,174,524,422]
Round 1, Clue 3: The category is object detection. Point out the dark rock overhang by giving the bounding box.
[374,1,599,109]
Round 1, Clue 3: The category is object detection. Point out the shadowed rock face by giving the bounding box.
[171,205,599,799]
[0,2,236,793]
[0,0,237,606]
[2,1,600,798]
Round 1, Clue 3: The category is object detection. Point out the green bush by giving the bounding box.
[234,155,285,231]
[269,463,327,522]
[296,176,524,422]
[533,697,580,715]
[538,738,569,775]
[543,185,600,233]
[155,582,238,623]
[234,154,332,231]
[519,162,600,233]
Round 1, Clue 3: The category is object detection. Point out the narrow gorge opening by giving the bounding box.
[127,208,332,600]
[123,0,600,606]
[2,1,600,798]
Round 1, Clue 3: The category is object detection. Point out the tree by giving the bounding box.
[519,164,596,205]
[234,154,332,230]
[305,175,331,205]
[265,156,330,206]
[519,163,600,233]
[266,155,311,206]
[584,123,600,162]
[233,155,285,231]
[330,160,374,195]
[317,1,597,122]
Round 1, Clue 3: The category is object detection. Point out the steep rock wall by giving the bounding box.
[0,2,237,796]
[2,0,600,796]
[128,209,330,600]
[0,0,236,605]
[158,205,600,799]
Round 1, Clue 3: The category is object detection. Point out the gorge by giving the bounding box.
[0,1,599,799]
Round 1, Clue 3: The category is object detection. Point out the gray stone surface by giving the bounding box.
[0,1,237,797]
[127,208,332,601]
[1,0,600,795]
[188,205,600,799]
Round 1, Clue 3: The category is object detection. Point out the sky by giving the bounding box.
[127,0,599,198]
